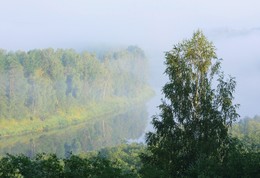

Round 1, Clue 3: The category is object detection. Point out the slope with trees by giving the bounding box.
[231,115,260,151]
[1,32,259,178]
[0,46,153,137]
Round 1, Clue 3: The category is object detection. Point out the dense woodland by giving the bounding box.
[0,32,260,177]
[231,115,260,151]
[0,46,153,136]
[0,143,145,178]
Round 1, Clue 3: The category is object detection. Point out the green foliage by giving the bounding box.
[141,30,240,177]
[0,46,153,137]
[187,138,260,178]
[97,143,146,176]
[231,115,260,151]
[0,142,259,177]
[0,153,63,178]
[223,145,260,177]
[63,155,124,178]
[0,144,145,178]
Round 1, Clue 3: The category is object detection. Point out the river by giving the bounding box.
[0,104,149,157]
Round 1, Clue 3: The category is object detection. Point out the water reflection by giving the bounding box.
[0,104,148,157]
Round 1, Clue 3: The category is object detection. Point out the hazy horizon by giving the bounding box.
[1,0,259,118]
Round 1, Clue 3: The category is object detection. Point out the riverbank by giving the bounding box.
[0,87,154,138]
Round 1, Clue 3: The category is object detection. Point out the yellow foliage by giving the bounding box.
[35,68,44,78]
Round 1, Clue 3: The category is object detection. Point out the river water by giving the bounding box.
[0,105,150,157]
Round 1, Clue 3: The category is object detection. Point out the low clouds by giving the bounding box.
[209,27,260,39]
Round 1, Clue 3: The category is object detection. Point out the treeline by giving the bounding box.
[0,46,149,121]
[0,143,144,178]
[1,32,260,177]
[0,141,259,178]
[231,115,260,151]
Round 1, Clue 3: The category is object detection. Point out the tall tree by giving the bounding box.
[141,31,240,177]
[0,50,8,119]
[4,53,28,119]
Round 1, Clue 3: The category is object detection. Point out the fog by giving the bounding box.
[0,0,259,118]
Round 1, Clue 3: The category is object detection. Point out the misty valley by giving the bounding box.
[0,46,153,138]
[0,0,260,176]
[0,33,259,177]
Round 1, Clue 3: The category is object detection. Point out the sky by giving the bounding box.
[0,0,259,118]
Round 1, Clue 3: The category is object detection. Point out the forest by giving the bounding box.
[0,118,259,178]
[0,46,153,137]
[0,31,260,177]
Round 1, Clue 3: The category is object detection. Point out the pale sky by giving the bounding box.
[0,0,259,117]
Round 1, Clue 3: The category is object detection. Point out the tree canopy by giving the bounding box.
[141,30,241,177]
[0,46,148,121]
[0,46,153,137]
